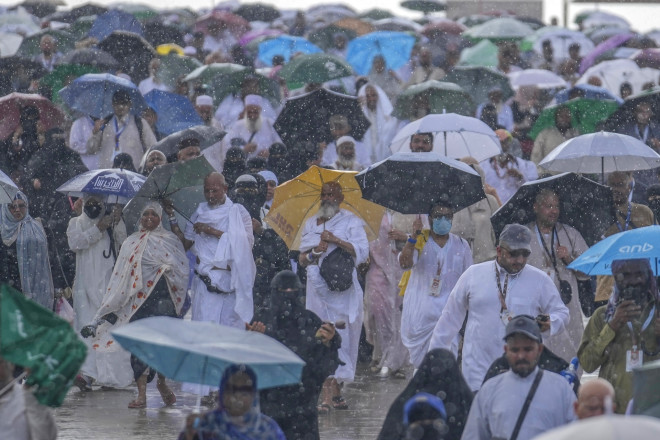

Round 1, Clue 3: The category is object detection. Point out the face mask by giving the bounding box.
[432,217,452,236]
[84,204,103,219]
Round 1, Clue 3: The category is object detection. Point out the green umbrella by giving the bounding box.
[464,17,534,42]
[358,9,395,20]
[443,66,514,106]
[183,62,245,84]
[520,26,564,52]
[40,64,99,104]
[308,25,357,51]
[393,80,474,120]
[279,53,354,86]
[68,15,95,40]
[16,29,76,57]
[400,0,446,14]
[529,99,620,140]
[116,3,159,21]
[633,359,660,417]
[157,54,201,89]
[458,39,498,68]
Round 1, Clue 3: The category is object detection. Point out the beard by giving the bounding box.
[246,116,262,133]
[318,200,340,220]
[336,156,356,170]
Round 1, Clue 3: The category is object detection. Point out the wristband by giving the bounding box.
[168,216,178,224]
[311,248,323,257]
[407,237,417,244]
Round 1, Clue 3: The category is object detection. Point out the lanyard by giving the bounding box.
[636,124,650,143]
[535,225,558,267]
[494,262,509,312]
[616,203,632,232]
[627,305,656,346]
[114,116,127,152]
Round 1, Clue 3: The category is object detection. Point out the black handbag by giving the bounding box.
[558,279,573,305]
[319,247,355,292]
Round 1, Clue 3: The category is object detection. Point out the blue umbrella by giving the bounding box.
[555,84,623,104]
[55,168,146,200]
[346,31,415,76]
[112,316,305,390]
[257,35,322,66]
[59,73,148,119]
[144,89,203,136]
[88,9,143,41]
[568,226,660,275]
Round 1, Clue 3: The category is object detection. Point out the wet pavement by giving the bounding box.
[53,363,411,440]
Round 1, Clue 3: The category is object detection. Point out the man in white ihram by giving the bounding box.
[298,182,369,410]
[429,224,569,391]
[223,94,282,159]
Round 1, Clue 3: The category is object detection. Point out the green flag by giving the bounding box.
[0,284,87,407]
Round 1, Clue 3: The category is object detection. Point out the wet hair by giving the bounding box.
[112,90,131,104]
[178,137,200,150]
[113,153,136,172]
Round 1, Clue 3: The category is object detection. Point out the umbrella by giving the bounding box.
[463,17,534,42]
[306,4,356,24]
[568,226,660,275]
[529,28,594,61]
[112,316,304,390]
[115,3,158,22]
[143,22,185,48]
[346,31,415,76]
[278,53,354,86]
[238,28,283,47]
[334,18,374,36]
[400,0,446,14]
[579,33,635,75]
[183,62,245,83]
[67,16,96,41]
[358,9,394,21]
[257,35,322,66]
[0,168,19,202]
[604,87,660,131]
[633,359,660,417]
[56,168,146,200]
[194,10,250,38]
[356,152,485,215]
[122,156,215,232]
[554,84,623,105]
[581,11,631,31]
[0,93,65,141]
[59,73,148,119]
[307,25,357,51]
[40,64,99,104]
[540,131,660,174]
[98,30,156,83]
[57,47,119,71]
[533,414,660,440]
[389,113,501,161]
[443,66,514,106]
[578,59,653,97]
[156,54,202,89]
[151,125,226,158]
[155,43,184,56]
[372,17,423,33]
[264,165,385,250]
[144,89,203,136]
[422,19,467,37]
[632,48,660,70]
[274,87,370,147]
[15,29,76,58]
[490,172,614,247]
[457,39,498,68]
[392,80,474,119]
[88,9,144,41]
[0,8,40,36]
[235,3,280,22]
[508,69,568,90]
[0,32,23,58]
[44,4,108,23]
[528,99,620,140]
[188,64,279,107]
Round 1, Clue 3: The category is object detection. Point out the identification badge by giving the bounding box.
[429,276,442,297]
[500,308,513,326]
[626,345,643,372]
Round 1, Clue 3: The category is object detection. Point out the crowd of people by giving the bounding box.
[2,2,660,440]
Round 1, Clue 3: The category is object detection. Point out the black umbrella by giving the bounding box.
[151,125,226,158]
[98,31,156,83]
[235,4,281,22]
[44,3,108,23]
[490,173,615,246]
[143,22,185,47]
[274,88,370,147]
[356,152,486,214]
[17,1,57,18]
[400,0,446,14]
[604,87,660,132]
[57,48,119,71]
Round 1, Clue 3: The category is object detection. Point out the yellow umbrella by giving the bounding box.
[156,43,184,56]
[265,166,385,250]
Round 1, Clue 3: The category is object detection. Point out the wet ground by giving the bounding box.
[53,363,411,440]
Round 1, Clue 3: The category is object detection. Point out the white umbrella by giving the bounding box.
[538,132,660,176]
[577,58,654,96]
[389,113,501,162]
[581,11,631,31]
[0,32,23,57]
[508,69,568,90]
[532,414,660,440]
[0,168,19,203]
[532,29,594,61]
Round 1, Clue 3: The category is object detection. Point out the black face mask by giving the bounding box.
[649,199,660,219]
[84,204,103,219]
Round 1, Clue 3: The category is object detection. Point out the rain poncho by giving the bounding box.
[358,83,400,163]
[0,192,54,310]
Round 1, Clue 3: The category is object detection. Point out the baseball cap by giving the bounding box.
[499,224,532,253]
[504,315,542,343]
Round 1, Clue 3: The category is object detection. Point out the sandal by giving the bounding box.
[128,400,147,409]
[317,403,331,415]
[332,396,349,410]
[74,375,92,392]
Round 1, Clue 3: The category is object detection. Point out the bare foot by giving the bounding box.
[128,399,146,409]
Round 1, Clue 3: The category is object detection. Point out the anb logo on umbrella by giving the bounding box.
[619,243,654,253]
[93,173,124,191]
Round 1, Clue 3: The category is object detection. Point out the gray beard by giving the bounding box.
[336,157,356,169]
[318,201,340,220]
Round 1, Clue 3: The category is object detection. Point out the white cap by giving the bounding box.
[196,95,213,107]
[183,45,197,55]
[258,170,278,185]
[337,135,355,146]
[244,94,263,107]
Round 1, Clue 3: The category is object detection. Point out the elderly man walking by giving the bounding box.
[298,182,369,411]
[429,224,569,391]
[223,95,282,159]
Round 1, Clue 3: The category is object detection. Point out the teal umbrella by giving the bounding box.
[529,99,620,140]
[393,80,474,119]
[458,40,498,68]
[443,66,514,105]
[464,17,534,42]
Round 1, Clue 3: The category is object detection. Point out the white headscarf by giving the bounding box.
[358,82,398,163]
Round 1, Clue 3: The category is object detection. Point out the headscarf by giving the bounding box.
[606,258,659,322]
[91,202,188,352]
[138,149,166,176]
[0,191,54,309]
[358,82,398,163]
[193,364,285,440]
[377,349,474,440]
[223,147,248,189]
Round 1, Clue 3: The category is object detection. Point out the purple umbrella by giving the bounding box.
[238,28,283,46]
[579,33,635,74]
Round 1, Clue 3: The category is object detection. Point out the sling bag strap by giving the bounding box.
[510,369,543,440]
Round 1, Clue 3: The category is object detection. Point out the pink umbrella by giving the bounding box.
[632,48,660,70]
[194,10,250,38]
[239,28,283,46]
[422,19,467,37]
[579,33,635,74]
[0,93,65,140]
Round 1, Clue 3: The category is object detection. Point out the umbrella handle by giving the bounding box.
[172,205,192,224]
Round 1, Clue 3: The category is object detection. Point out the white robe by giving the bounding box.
[429,260,570,391]
[67,213,126,380]
[86,114,157,170]
[461,368,576,440]
[300,209,369,383]
[480,157,538,204]
[400,233,472,367]
[214,95,279,129]
[358,83,400,163]
[69,116,96,171]
[223,117,282,159]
